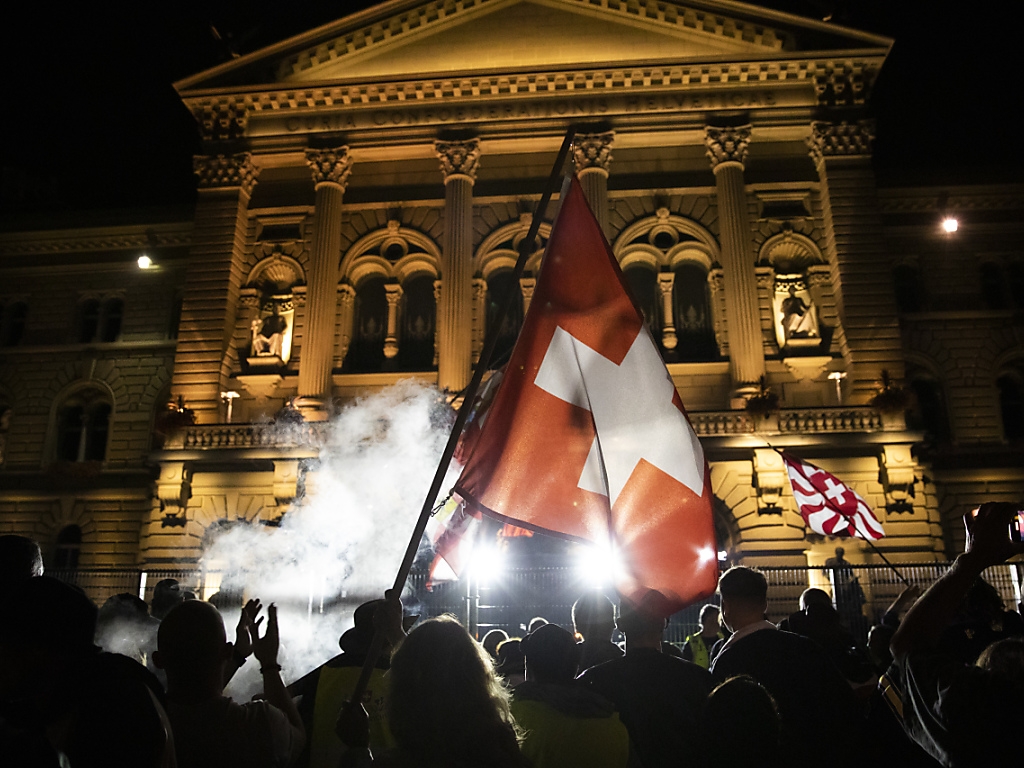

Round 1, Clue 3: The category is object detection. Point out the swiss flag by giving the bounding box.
[454,176,718,612]
[780,451,885,540]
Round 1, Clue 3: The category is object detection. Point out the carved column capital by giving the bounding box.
[573,132,614,175]
[193,101,249,142]
[705,125,751,170]
[306,146,353,190]
[435,139,481,182]
[338,283,356,306]
[193,153,259,195]
[808,120,875,164]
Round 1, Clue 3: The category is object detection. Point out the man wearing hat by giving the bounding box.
[288,598,414,768]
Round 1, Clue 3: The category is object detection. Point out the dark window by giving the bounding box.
[78,299,100,343]
[168,295,183,339]
[53,525,82,569]
[1,302,27,346]
[485,271,524,367]
[672,263,718,362]
[998,373,1024,441]
[100,298,123,342]
[345,277,387,372]
[1008,261,1024,309]
[906,377,951,442]
[893,264,923,313]
[980,263,1006,310]
[398,275,436,371]
[56,395,112,462]
[623,265,660,338]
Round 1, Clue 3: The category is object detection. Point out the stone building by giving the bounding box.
[1,0,1022,585]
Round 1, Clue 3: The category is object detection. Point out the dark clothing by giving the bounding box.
[576,638,623,674]
[778,605,874,683]
[711,627,863,768]
[578,647,713,768]
[937,610,1024,665]
[897,650,1021,768]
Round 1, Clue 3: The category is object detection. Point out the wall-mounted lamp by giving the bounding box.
[138,254,154,269]
[941,217,959,234]
[220,391,240,423]
[828,371,847,404]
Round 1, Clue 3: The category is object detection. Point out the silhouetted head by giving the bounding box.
[718,567,769,632]
[699,604,722,633]
[0,535,44,590]
[154,600,229,686]
[616,592,671,649]
[834,546,845,558]
[799,587,833,611]
[868,624,895,668]
[98,593,150,623]
[522,623,580,683]
[572,591,616,639]
[2,575,97,656]
[705,675,781,768]
[495,638,525,679]
[481,628,509,660]
[527,616,548,634]
[151,579,184,620]
[976,637,1024,693]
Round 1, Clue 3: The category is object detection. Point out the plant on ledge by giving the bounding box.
[868,370,909,413]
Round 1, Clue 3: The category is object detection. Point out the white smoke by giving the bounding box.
[200,379,456,700]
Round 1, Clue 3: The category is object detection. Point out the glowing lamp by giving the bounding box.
[137,254,153,269]
[941,217,958,234]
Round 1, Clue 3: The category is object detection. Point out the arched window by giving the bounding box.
[980,263,1006,310]
[345,276,387,372]
[55,389,112,462]
[399,275,436,371]
[53,525,82,569]
[998,371,1024,441]
[485,270,524,367]
[906,371,951,442]
[672,262,717,362]
[893,264,923,313]
[623,265,660,340]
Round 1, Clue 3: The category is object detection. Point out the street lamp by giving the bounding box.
[828,371,847,405]
[220,391,240,423]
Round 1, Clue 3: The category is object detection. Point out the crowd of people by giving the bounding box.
[1,501,1022,767]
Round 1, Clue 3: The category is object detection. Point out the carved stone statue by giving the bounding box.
[781,286,817,339]
[250,305,288,358]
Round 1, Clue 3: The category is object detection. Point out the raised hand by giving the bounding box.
[233,598,262,659]
[250,602,279,667]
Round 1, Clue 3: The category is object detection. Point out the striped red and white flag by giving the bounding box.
[779,451,885,540]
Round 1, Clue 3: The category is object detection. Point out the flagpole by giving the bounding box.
[342,126,578,712]
[864,537,910,587]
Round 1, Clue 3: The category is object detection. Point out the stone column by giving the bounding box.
[435,139,480,393]
[705,125,764,399]
[657,273,677,350]
[573,131,614,238]
[384,283,403,359]
[471,277,487,364]
[299,147,352,416]
[170,153,259,423]
[809,120,902,403]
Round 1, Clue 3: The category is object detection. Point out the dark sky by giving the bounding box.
[2,0,1019,221]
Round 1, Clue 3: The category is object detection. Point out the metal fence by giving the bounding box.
[50,561,1023,645]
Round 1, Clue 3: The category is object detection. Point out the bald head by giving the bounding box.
[157,600,228,673]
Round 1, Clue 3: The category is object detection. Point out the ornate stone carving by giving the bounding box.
[705,125,751,169]
[880,445,916,514]
[383,283,403,359]
[193,101,249,142]
[808,121,875,164]
[573,132,614,173]
[813,63,874,108]
[306,146,353,189]
[752,448,786,515]
[193,153,259,195]
[435,139,481,181]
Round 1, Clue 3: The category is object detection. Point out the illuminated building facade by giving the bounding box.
[1,0,1022,588]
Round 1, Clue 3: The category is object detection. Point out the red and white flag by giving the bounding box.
[454,176,718,612]
[426,495,482,589]
[780,451,885,540]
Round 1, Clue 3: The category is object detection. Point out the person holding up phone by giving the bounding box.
[889,502,1024,767]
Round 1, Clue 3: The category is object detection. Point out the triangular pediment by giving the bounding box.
[177,0,890,92]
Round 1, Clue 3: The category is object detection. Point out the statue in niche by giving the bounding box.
[781,286,817,339]
[773,278,820,350]
[247,296,294,368]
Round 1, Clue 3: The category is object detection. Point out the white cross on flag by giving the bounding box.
[779,451,885,540]
[454,176,718,612]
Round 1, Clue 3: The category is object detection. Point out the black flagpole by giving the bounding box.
[342,126,578,712]
[863,536,911,587]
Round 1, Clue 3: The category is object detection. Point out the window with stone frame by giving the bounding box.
[623,264,660,340]
[55,389,112,462]
[53,525,82,569]
[76,296,124,343]
[893,263,924,313]
[344,276,387,372]
[398,274,436,371]
[905,367,951,442]
[979,262,1007,310]
[672,261,717,362]
[484,270,524,368]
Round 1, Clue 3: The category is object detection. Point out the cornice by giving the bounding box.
[876,186,1024,214]
[0,223,193,258]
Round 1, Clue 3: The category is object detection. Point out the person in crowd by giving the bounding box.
[527,616,548,633]
[704,675,781,768]
[867,584,921,673]
[511,623,630,768]
[481,628,509,660]
[95,592,160,666]
[572,591,623,673]
[154,599,304,768]
[777,587,875,685]
[495,638,527,688]
[710,567,864,768]
[681,604,725,669]
[0,575,172,767]
[289,598,413,768]
[337,591,528,768]
[890,501,1024,767]
[824,546,867,636]
[577,591,713,768]
[151,578,185,620]
[0,534,44,590]
[937,572,1024,664]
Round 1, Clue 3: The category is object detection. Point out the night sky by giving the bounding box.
[2,0,1019,221]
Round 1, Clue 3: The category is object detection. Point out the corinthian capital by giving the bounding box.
[705,125,751,170]
[573,132,614,174]
[306,146,353,189]
[808,120,875,164]
[435,139,480,182]
[193,153,259,195]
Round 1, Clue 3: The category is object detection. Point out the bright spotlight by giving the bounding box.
[469,546,505,585]
[137,254,153,269]
[698,546,716,565]
[941,217,958,234]
[575,541,628,588]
